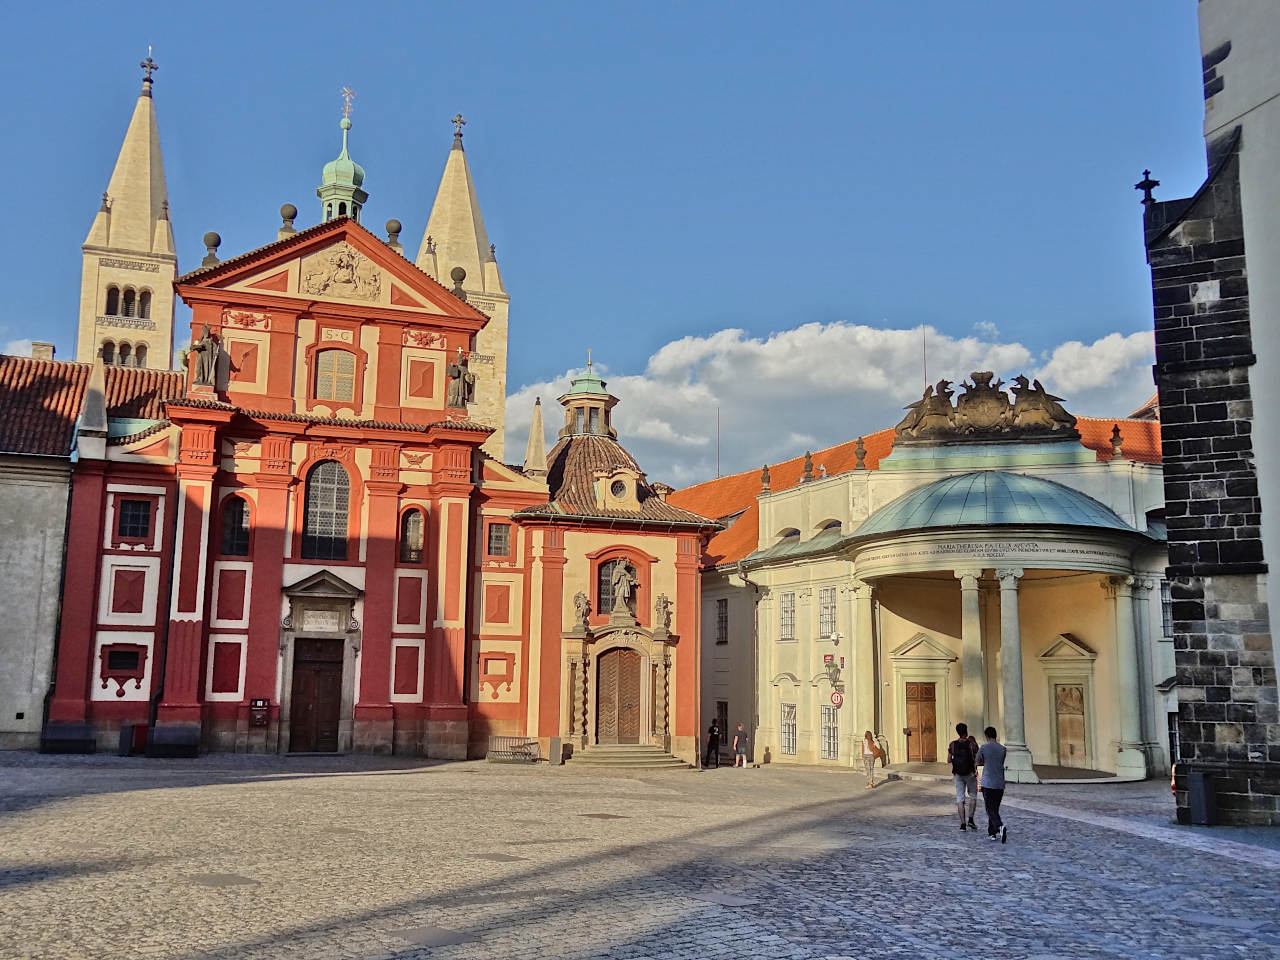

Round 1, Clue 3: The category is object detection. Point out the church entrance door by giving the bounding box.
[290,638,344,752]
[1055,683,1087,768]
[596,648,642,744]
[905,681,937,762]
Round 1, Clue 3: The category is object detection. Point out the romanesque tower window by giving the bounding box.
[104,287,120,316]
[122,288,136,318]
[134,345,147,367]
[139,290,152,319]
[101,340,115,365]
[118,343,132,366]
[399,509,424,564]
[315,349,356,403]
[221,496,251,556]
[301,460,350,561]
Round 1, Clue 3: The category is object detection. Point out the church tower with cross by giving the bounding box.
[75,56,177,369]
[415,114,510,459]
[318,87,368,223]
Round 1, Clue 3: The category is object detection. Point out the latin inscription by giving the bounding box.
[99,257,161,273]
[862,540,1130,568]
[301,609,342,633]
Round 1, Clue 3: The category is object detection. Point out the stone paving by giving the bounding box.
[1,754,1278,960]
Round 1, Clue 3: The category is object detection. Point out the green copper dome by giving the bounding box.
[856,471,1134,538]
[564,367,610,396]
[322,118,366,187]
[318,115,368,222]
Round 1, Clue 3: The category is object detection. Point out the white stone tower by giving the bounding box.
[76,56,177,369]
[415,115,510,459]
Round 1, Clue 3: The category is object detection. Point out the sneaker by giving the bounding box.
[967,818,976,829]
[989,834,998,841]
[959,823,966,831]
[1001,826,1008,844]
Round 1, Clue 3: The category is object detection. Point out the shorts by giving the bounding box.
[953,774,978,803]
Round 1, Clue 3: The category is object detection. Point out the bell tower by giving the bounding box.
[76,55,177,369]
[317,87,368,223]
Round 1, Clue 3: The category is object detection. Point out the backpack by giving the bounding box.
[950,738,975,776]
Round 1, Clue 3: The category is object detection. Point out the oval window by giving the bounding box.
[610,480,627,498]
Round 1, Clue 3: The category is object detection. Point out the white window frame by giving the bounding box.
[780,702,797,755]
[818,586,836,636]
[820,705,838,759]
[779,591,796,641]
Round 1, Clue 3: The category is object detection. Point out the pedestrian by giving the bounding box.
[861,730,881,789]
[947,722,979,831]
[977,725,1009,843]
[705,720,721,768]
[733,722,748,767]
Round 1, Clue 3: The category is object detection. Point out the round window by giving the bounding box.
[610,480,627,498]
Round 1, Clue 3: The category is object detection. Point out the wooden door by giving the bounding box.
[1055,684,1087,768]
[596,648,642,745]
[290,639,344,752]
[905,682,937,762]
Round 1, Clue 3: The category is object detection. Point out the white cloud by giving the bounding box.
[973,320,1000,339]
[505,322,1155,488]
[3,338,33,357]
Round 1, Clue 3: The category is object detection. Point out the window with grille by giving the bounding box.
[400,509,424,563]
[715,598,728,644]
[1160,580,1174,638]
[818,586,836,636]
[487,522,512,557]
[301,461,349,560]
[315,349,356,403]
[780,703,797,755]
[116,499,151,540]
[779,591,796,640]
[820,705,839,759]
[221,496,251,556]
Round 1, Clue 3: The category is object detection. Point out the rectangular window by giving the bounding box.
[780,703,797,756]
[715,598,728,644]
[315,349,356,403]
[820,705,838,759]
[487,522,512,557]
[116,499,152,540]
[107,649,140,672]
[818,586,836,636]
[1160,579,1174,638]
[589,408,600,434]
[779,591,796,641]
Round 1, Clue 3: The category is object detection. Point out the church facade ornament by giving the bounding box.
[895,371,1079,442]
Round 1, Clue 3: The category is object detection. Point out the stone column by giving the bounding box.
[1132,576,1163,769]
[1106,575,1149,779]
[954,567,985,736]
[852,580,876,739]
[995,568,1038,783]
[653,649,670,751]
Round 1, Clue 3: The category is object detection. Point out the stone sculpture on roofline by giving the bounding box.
[894,371,1079,443]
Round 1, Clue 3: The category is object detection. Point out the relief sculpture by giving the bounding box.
[301,243,382,301]
[895,371,1079,443]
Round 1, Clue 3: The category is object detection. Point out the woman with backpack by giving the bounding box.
[947,722,979,831]
[861,730,884,789]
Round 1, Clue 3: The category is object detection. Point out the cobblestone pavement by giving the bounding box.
[1,755,1278,960]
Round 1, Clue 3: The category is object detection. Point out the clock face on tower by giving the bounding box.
[611,480,627,498]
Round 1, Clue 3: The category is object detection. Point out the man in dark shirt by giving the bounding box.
[947,722,979,831]
[977,725,1008,843]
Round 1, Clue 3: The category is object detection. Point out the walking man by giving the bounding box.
[947,722,979,831]
[733,722,748,768]
[705,720,721,768]
[977,726,1008,843]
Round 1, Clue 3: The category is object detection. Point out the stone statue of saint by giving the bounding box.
[573,591,592,630]
[446,349,476,408]
[654,593,673,632]
[610,562,637,613]
[190,325,221,386]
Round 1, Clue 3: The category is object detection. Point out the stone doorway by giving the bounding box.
[290,639,344,752]
[1054,683,1088,769]
[596,648,642,744]
[905,681,937,762]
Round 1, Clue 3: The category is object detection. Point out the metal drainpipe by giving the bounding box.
[734,561,761,762]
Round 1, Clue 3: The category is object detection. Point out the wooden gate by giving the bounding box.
[905,681,937,762]
[1055,683,1087,768]
[290,638,343,752]
[596,648,642,744]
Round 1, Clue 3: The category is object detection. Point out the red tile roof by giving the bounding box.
[0,356,183,457]
[669,416,1163,568]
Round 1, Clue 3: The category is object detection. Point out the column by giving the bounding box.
[954,567,985,736]
[1132,577,1163,768]
[653,650,670,751]
[1106,575,1149,779]
[996,568,1038,783]
[852,580,876,740]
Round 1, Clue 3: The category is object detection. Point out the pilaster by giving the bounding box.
[1104,575,1150,779]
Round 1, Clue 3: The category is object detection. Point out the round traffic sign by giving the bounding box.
[830,691,844,707]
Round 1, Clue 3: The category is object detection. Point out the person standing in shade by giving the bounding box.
[705,720,721,768]
[977,726,1009,843]
[733,722,748,768]
[947,722,979,831]
[861,730,881,789]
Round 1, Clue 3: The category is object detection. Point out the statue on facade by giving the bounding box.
[446,349,476,408]
[190,325,221,386]
[895,371,1079,442]
[610,562,638,614]
[654,593,673,632]
[955,371,1011,433]
[1010,376,1077,432]
[573,591,592,631]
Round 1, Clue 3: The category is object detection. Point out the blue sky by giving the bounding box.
[1,1,1206,482]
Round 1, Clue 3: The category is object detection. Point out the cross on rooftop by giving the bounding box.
[452,113,466,136]
[340,86,356,119]
[140,54,158,82]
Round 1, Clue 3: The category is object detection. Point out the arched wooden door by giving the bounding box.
[596,648,642,744]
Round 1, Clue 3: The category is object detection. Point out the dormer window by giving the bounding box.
[610,480,627,498]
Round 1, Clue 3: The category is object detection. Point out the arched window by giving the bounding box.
[301,460,349,560]
[314,349,356,403]
[139,290,152,319]
[326,203,333,220]
[122,289,136,318]
[221,495,251,556]
[338,202,347,217]
[104,287,120,316]
[399,509,424,563]
[100,340,115,364]
[598,558,636,617]
[118,343,132,366]
[134,345,148,367]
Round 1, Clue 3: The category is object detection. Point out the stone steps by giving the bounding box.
[568,744,691,769]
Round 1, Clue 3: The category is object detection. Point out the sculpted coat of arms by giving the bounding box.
[895,371,1078,442]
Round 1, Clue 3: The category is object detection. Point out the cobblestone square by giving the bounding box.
[1,756,1278,960]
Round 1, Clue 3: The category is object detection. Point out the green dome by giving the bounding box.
[565,368,610,396]
[855,471,1134,538]
[321,118,365,188]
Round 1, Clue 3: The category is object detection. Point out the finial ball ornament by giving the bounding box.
[450,266,466,283]
[386,218,402,234]
[203,232,221,249]
[280,203,298,221]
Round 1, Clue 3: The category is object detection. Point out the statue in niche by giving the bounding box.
[446,349,476,408]
[573,591,592,631]
[654,593,673,632]
[610,562,638,614]
[190,325,221,386]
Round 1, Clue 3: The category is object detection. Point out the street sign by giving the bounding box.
[823,654,834,664]
[830,691,844,707]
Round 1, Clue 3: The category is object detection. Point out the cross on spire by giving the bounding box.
[340,86,356,120]
[452,113,466,136]
[140,52,158,83]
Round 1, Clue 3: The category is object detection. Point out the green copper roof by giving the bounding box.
[856,471,1135,537]
[321,118,366,188]
[564,367,611,396]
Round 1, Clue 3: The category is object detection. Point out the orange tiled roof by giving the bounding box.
[669,417,1163,568]
[0,356,183,457]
